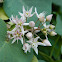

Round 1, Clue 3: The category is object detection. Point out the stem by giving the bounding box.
[50,36,60,57]
[39,51,54,62]
[40,22,45,28]
[38,21,41,28]
[34,33,43,41]
[35,19,39,24]
[26,17,27,22]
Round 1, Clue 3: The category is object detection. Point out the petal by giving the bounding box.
[43,39,52,46]
[42,23,46,27]
[29,6,33,14]
[23,6,26,14]
[18,12,23,16]
[27,41,33,44]
[23,23,29,25]
[37,42,46,46]
[34,48,38,55]
[35,7,39,18]
[34,37,40,42]
[20,37,23,44]
[12,39,16,44]
[21,26,24,35]
[30,12,35,17]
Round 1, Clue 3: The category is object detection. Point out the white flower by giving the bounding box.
[29,21,35,27]
[27,37,46,55]
[42,39,52,46]
[10,15,18,24]
[11,29,23,44]
[22,43,31,53]
[26,32,33,39]
[19,6,35,17]
[46,14,53,21]
[35,7,45,22]
[10,15,29,28]
[7,26,28,44]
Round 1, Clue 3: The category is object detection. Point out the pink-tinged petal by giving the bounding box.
[37,42,46,46]
[18,12,23,16]
[29,6,33,14]
[21,26,24,35]
[12,39,16,44]
[23,6,26,14]
[30,12,35,17]
[34,37,40,42]
[35,7,39,18]
[34,48,38,55]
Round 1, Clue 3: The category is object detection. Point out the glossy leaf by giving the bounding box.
[55,15,62,36]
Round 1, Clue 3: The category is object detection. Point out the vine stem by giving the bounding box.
[39,51,54,62]
[35,19,39,24]
[34,33,43,41]
[50,36,60,57]
[26,17,27,22]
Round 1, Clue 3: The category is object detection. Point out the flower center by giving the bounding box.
[26,12,29,15]
[18,22,22,26]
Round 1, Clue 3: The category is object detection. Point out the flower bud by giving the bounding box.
[46,14,53,21]
[26,32,33,39]
[49,31,57,36]
[49,25,55,29]
[43,28,46,31]
[43,39,52,46]
[43,31,47,35]
[29,21,35,27]
[39,16,45,22]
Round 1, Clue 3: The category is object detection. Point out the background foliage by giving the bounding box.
[0,0,62,62]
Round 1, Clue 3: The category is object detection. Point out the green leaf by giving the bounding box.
[0,19,7,47]
[49,35,61,60]
[55,15,62,36]
[31,55,38,62]
[0,41,33,62]
[39,60,46,62]
[53,0,62,6]
[3,0,52,26]
[0,7,9,20]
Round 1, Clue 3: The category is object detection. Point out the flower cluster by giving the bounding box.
[7,6,57,55]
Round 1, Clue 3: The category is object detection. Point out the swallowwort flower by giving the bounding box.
[27,37,46,55]
[19,6,35,18]
[35,7,45,22]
